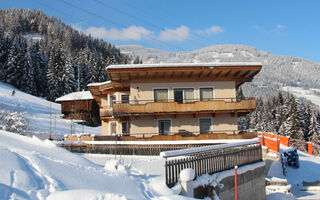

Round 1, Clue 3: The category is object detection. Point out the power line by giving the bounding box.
[57,0,187,51]
[120,0,217,46]
[92,0,206,48]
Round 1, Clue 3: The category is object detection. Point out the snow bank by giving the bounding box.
[0,130,145,199]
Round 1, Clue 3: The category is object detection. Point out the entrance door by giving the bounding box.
[174,89,183,103]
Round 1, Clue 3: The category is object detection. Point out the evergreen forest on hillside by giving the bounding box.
[238,90,320,145]
[0,9,139,101]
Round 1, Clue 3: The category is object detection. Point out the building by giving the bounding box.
[88,62,262,137]
[55,91,100,126]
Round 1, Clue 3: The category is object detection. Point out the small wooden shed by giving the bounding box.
[55,91,100,126]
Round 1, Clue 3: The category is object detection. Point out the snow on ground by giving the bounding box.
[0,81,101,138]
[282,86,320,106]
[267,145,320,199]
[0,130,192,200]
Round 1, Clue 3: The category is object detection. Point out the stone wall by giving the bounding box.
[194,165,266,200]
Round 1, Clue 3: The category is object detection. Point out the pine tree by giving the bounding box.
[309,114,319,144]
[28,42,47,96]
[236,87,245,101]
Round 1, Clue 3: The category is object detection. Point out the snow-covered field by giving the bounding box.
[0,81,101,138]
[283,86,320,106]
[0,130,190,200]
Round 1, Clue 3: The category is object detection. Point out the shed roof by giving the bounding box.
[55,91,93,102]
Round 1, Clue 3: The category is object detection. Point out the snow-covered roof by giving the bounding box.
[87,81,112,87]
[107,62,262,70]
[55,91,93,102]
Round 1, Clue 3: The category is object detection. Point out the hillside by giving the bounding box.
[0,9,130,101]
[0,81,100,138]
[119,45,320,99]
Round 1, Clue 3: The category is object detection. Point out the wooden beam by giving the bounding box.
[206,70,213,77]
[188,71,194,78]
[223,70,232,77]
[215,71,223,77]
[180,71,185,78]
[232,70,242,78]
[241,71,251,78]
[197,71,204,78]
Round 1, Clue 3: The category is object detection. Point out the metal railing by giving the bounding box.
[162,141,262,187]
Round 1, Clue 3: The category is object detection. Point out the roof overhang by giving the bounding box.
[106,62,262,88]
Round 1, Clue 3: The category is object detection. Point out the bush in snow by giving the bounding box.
[0,109,28,135]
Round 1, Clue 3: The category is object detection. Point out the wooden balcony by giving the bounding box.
[100,98,256,117]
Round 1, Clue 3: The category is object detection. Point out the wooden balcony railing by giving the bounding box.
[100,98,256,117]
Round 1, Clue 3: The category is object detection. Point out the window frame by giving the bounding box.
[172,87,195,103]
[198,117,213,134]
[153,88,169,102]
[199,87,215,101]
[157,119,172,135]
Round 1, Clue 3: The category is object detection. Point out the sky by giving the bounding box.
[2,0,320,62]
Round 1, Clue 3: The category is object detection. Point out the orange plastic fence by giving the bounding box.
[308,142,313,155]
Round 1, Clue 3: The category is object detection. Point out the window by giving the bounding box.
[122,122,129,135]
[158,120,171,135]
[154,89,168,102]
[109,95,116,107]
[173,88,194,103]
[199,118,212,134]
[110,122,117,135]
[121,95,129,103]
[200,88,213,101]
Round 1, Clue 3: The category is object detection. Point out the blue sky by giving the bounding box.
[2,0,320,62]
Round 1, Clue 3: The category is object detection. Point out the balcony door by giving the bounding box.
[158,120,171,135]
[174,88,194,103]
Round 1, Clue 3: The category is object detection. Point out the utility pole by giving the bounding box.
[49,102,52,140]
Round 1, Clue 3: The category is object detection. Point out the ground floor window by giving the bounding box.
[110,121,117,135]
[158,120,171,135]
[122,122,130,135]
[199,118,212,134]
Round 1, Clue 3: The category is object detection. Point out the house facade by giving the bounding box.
[88,63,262,138]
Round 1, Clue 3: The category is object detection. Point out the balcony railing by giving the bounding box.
[100,98,256,117]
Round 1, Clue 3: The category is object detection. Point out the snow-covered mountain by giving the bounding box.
[118,45,320,99]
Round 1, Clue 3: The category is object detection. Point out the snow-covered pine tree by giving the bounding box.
[28,41,47,96]
[62,53,76,94]
[282,96,304,139]
[309,113,319,144]
[47,43,66,101]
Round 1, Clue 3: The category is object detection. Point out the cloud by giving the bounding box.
[85,26,152,41]
[197,25,224,36]
[271,24,286,33]
[158,26,190,41]
[251,25,261,30]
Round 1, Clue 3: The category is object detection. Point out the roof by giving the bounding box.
[55,91,93,102]
[107,62,262,69]
[87,81,112,87]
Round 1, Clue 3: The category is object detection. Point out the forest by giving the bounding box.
[0,9,141,101]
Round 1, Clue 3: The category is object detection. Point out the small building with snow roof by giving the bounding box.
[55,91,100,126]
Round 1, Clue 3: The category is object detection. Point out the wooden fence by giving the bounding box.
[164,144,262,187]
[60,143,221,155]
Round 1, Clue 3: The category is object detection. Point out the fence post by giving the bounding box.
[235,165,238,200]
[180,168,195,198]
